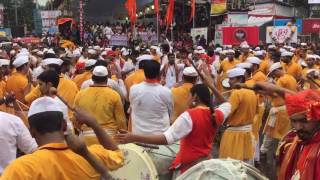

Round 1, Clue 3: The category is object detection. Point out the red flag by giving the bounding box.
[165,0,174,27]
[125,0,137,26]
[154,0,159,15]
[189,0,195,22]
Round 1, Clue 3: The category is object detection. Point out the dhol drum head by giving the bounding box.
[109,143,159,180]
[175,159,268,180]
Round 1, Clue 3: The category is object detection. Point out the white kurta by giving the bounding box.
[130,82,173,135]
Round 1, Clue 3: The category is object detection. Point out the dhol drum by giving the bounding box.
[110,143,179,180]
[175,159,268,180]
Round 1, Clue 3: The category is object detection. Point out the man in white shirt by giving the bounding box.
[0,112,37,173]
[161,53,184,89]
[130,60,173,135]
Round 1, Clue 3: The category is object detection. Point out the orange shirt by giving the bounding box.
[239,53,253,62]
[171,82,193,121]
[272,74,297,106]
[1,143,124,180]
[5,72,28,102]
[124,69,145,96]
[282,62,303,80]
[259,59,270,75]
[73,71,92,88]
[220,59,240,74]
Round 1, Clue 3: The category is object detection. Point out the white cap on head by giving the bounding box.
[307,54,316,59]
[301,43,307,46]
[93,46,101,51]
[101,51,107,56]
[88,49,97,55]
[281,51,293,57]
[268,62,282,75]
[16,51,29,58]
[183,67,198,77]
[28,96,63,118]
[227,68,246,78]
[121,47,126,52]
[37,51,44,56]
[93,66,108,77]
[85,59,97,67]
[13,55,29,68]
[247,57,262,65]
[32,49,39,53]
[268,45,276,49]
[236,63,252,69]
[255,47,260,51]
[301,61,307,67]
[315,55,320,59]
[215,47,222,53]
[20,48,28,53]
[290,48,296,52]
[42,58,63,66]
[254,51,263,56]
[227,49,235,54]
[47,49,55,54]
[279,48,286,53]
[73,49,81,57]
[241,44,250,49]
[196,46,204,50]
[136,55,153,63]
[150,46,158,50]
[0,59,10,66]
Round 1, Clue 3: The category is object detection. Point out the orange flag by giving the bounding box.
[125,0,137,26]
[154,0,159,15]
[165,0,174,26]
[189,0,195,21]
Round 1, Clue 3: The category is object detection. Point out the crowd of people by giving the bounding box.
[0,36,318,179]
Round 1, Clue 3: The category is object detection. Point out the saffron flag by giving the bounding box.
[154,0,159,16]
[189,0,195,22]
[165,0,174,26]
[125,0,137,26]
[210,0,226,15]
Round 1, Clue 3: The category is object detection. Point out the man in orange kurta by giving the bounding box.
[1,97,124,179]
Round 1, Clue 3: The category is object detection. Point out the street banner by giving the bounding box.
[110,35,128,46]
[211,0,227,15]
[40,10,61,33]
[191,27,208,43]
[222,26,259,46]
[302,18,320,34]
[266,26,298,44]
[274,19,302,33]
[215,25,223,45]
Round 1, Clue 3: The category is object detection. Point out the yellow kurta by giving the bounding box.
[282,62,302,80]
[124,69,145,96]
[239,53,253,62]
[259,59,270,75]
[74,86,127,145]
[263,74,297,140]
[219,89,258,160]
[73,71,92,88]
[5,72,28,103]
[171,82,193,122]
[220,59,240,75]
[1,143,124,180]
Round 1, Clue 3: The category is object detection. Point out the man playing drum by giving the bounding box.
[115,72,231,179]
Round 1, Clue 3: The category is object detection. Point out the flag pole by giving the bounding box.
[157,13,159,44]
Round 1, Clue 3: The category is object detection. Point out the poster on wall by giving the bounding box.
[40,10,61,33]
[222,26,259,46]
[266,26,298,44]
[214,24,223,45]
[191,27,208,43]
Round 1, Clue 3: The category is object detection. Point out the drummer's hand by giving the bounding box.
[201,66,214,87]
[114,129,134,144]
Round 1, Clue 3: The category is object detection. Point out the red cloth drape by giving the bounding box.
[189,0,195,22]
[125,0,137,27]
[165,0,174,27]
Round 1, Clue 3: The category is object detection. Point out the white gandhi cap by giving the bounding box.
[85,59,97,67]
[93,66,108,77]
[247,57,262,65]
[28,96,63,117]
[281,51,293,57]
[0,59,10,66]
[137,55,153,64]
[236,63,252,69]
[183,67,198,77]
[227,68,246,78]
[42,58,63,66]
[268,62,282,75]
[13,55,29,68]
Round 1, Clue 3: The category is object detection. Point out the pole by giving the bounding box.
[157,13,159,43]
[193,2,195,28]
[14,0,18,26]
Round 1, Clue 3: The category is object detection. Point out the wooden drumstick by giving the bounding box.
[188,59,205,80]
[306,76,320,88]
